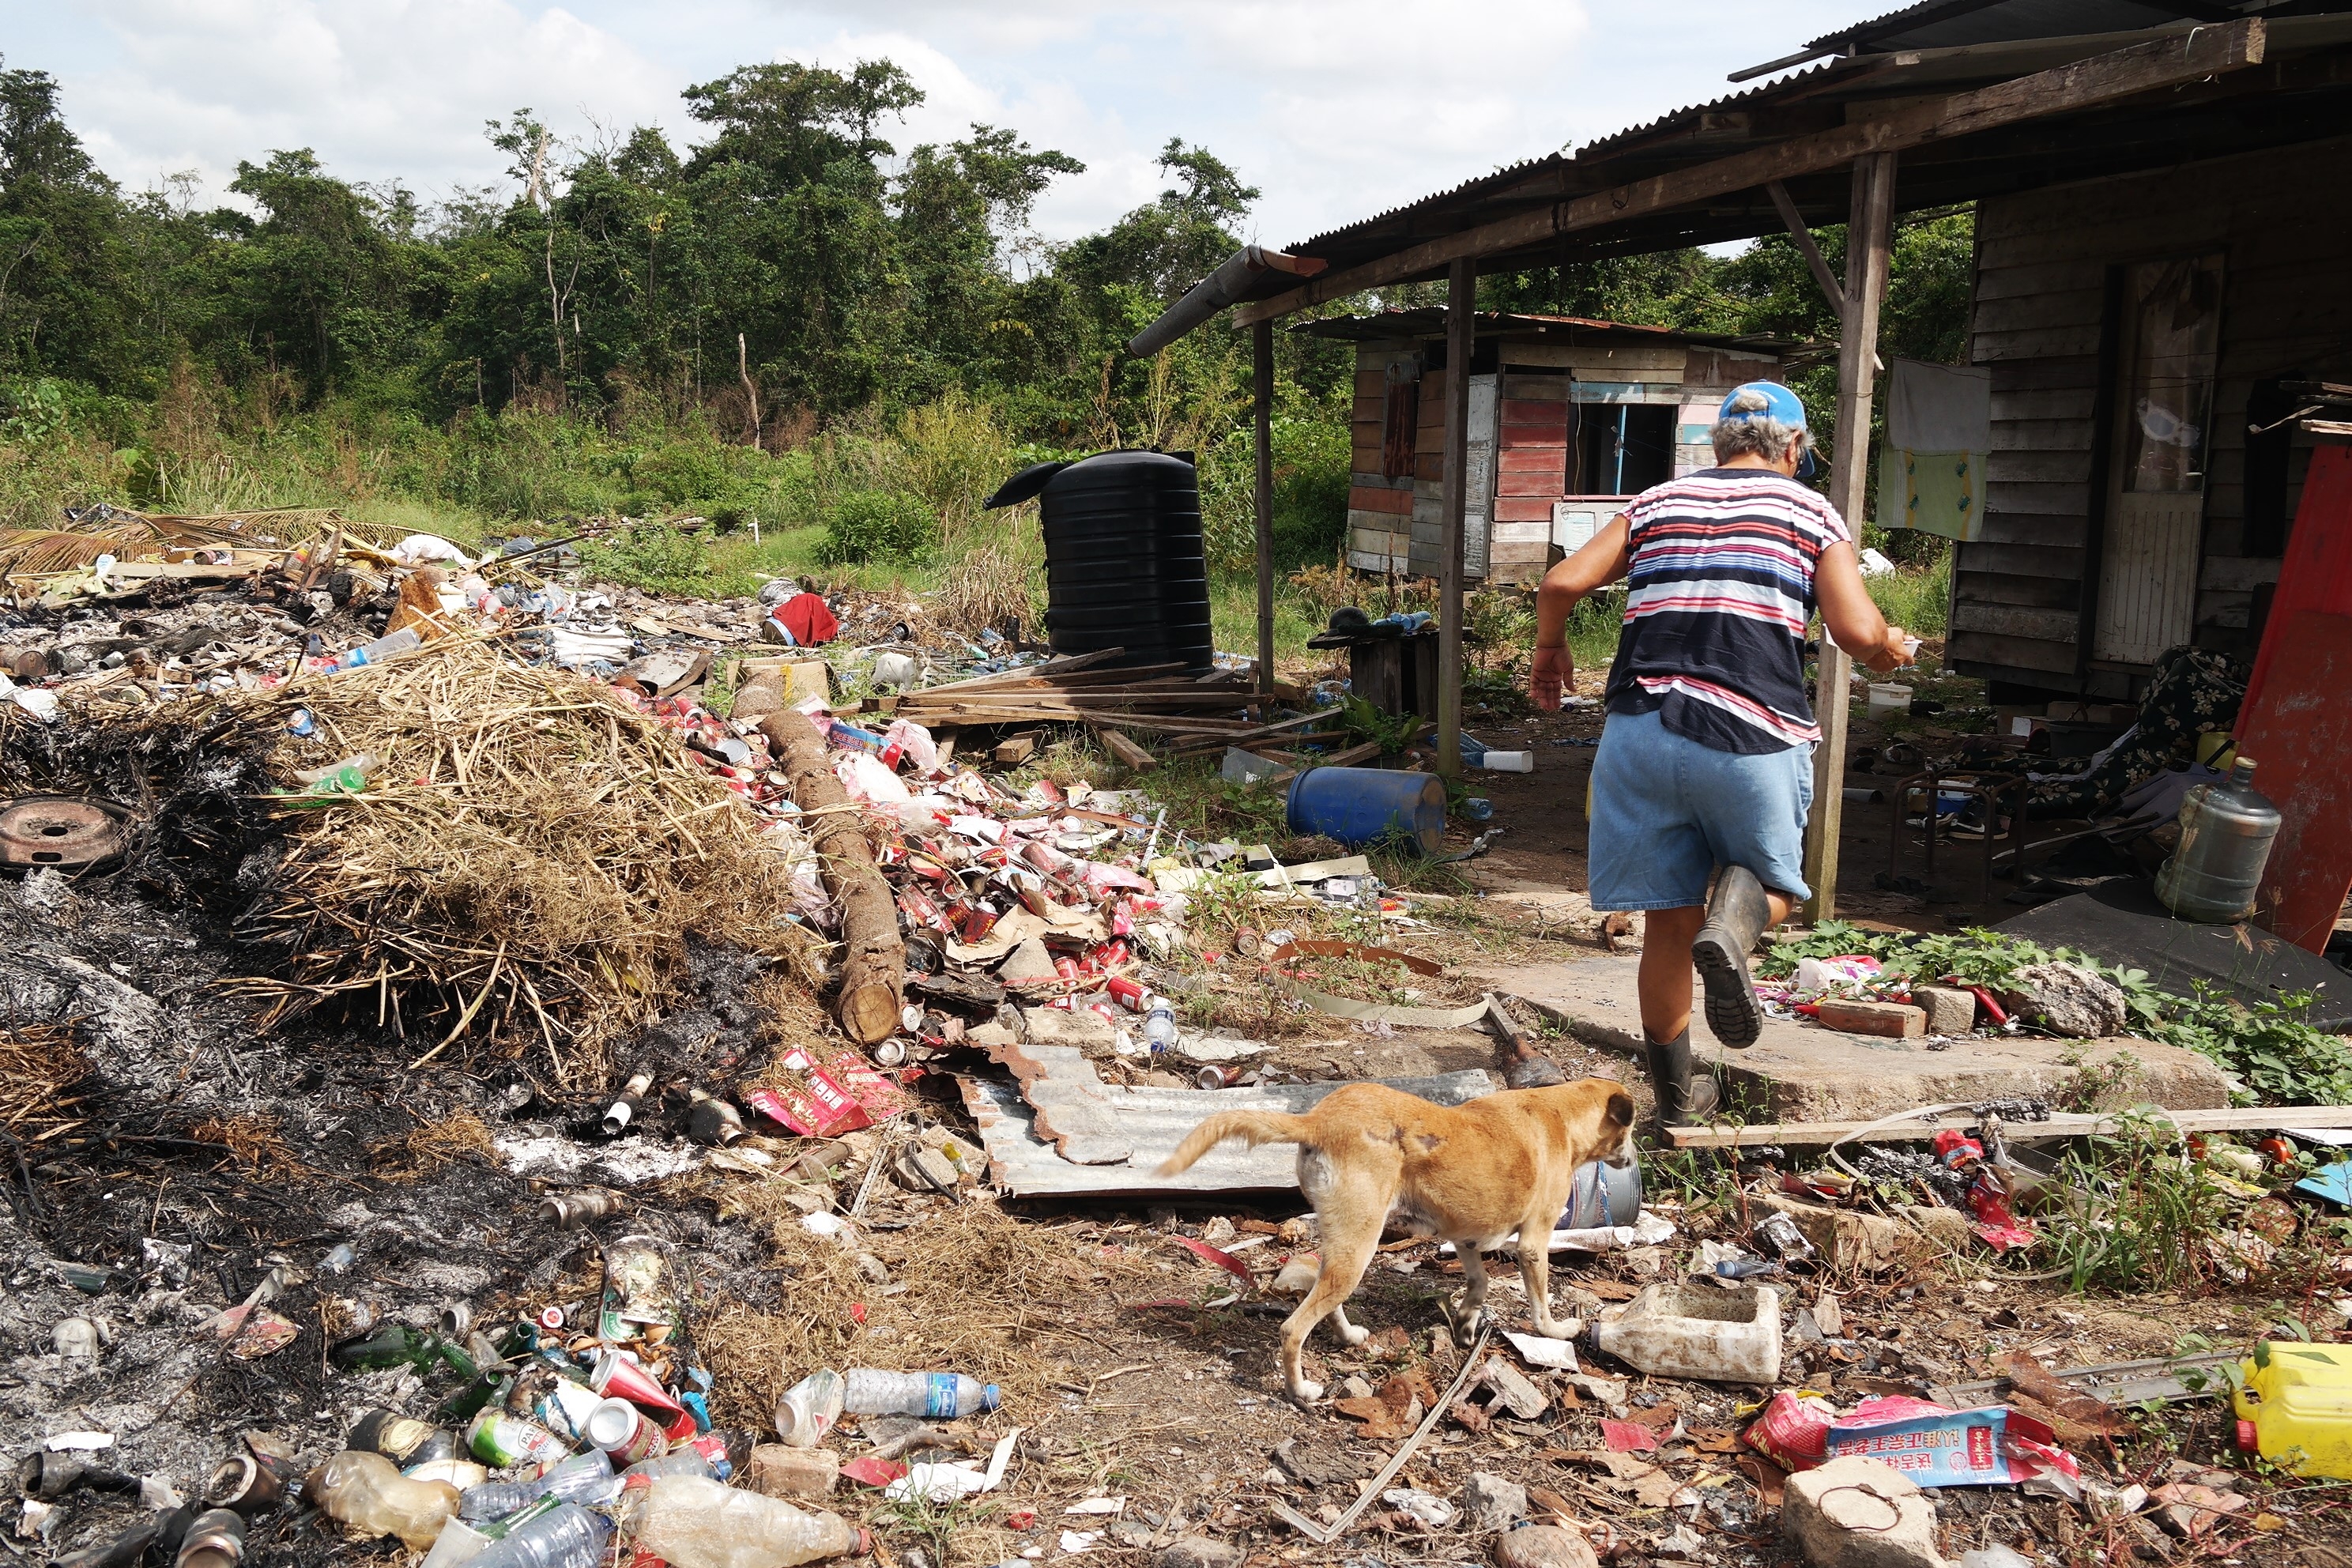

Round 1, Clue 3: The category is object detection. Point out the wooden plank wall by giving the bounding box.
[1347,345,1418,574]
[1957,134,2352,695]
[1346,339,1787,585]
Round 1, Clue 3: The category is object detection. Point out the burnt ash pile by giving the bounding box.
[0,712,805,1568]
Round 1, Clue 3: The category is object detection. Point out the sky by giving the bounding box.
[3,0,1868,247]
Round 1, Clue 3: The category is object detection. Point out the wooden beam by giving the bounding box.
[1253,320,1276,697]
[1232,18,2263,326]
[1804,152,1896,924]
[1437,263,1473,782]
[1670,1103,2352,1148]
[1765,179,1847,319]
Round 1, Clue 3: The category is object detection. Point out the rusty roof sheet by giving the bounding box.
[1291,307,1794,356]
[959,1069,1498,1199]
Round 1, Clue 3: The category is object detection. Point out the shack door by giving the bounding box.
[2092,256,2223,666]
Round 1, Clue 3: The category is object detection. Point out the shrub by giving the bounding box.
[817,489,937,566]
[578,523,712,594]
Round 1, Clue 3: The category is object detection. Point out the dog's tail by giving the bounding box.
[1154,1110,1317,1178]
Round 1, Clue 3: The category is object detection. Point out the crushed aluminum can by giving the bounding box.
[1752,1209,1819,1263]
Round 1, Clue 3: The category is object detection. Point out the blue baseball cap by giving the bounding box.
[1718,382,1822,480]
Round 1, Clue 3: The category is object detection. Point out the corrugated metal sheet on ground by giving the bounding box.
[959,1070,1498,1198]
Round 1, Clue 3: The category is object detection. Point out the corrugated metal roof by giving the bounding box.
[1225,6,2352,305]
[1291,307,1795,357]
[959,1069,1498,1199]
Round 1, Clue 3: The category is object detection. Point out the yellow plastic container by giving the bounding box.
[2234,1341,2352,1478]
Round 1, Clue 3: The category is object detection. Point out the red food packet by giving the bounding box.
[746,1049,873,1137]
[1744,1390,1841,1470]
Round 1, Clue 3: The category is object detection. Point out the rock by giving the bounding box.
[894,1146,959,1193]
[2002,961,2127,1038]
[999,937,1058,984]
[1155,1537,1242,1568]
[1277,1216,1316,1245]
[1781,1457,1947,1568]
[1750,1192,1971,1273]
[1458,1472,1529,1532]
[1200,1216,1236,1245]
[1494,1525,1600,1568]
[1480,1356,1548,1419]
[1653,1522,1707,1559]
[1911,984,1978,1035]
[1339,1374,1375,1400]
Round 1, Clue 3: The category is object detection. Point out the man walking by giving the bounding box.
[1529,383,1916,1122]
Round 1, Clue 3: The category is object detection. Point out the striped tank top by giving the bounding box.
[1602,467,1853,755]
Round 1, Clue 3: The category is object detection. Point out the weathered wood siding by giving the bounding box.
[1957,134,2352,693]
[1345,338,1785,585]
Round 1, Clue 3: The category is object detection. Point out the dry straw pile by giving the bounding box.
[215,635,816,1081]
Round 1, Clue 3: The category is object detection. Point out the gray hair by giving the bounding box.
[1712,386,1808,464]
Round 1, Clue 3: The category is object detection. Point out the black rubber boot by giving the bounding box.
[1692,865,1773,1049]
[1646,1029,1718,1126]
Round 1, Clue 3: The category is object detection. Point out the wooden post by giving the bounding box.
[1437,258,1474,778]
[1804,150,1897,922]
[1253,320,1276,697]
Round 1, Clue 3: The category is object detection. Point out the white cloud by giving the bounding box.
[9,0,1871,247]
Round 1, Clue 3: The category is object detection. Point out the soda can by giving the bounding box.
[463,1411,569,1469]
[1099,940,1131,968]
[1053,956,1080,983]
[959,902,999,944]
[1196,1065,1247,1090]
[582,1398,667,1465]
[1106,976,1147,1012]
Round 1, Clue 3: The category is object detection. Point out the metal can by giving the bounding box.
[582,1398,667,1465]
[1106,976,1148,1012]
[1195,1065,1247,1090]
[1053,956,1080,983]
[463,1411,569,1469]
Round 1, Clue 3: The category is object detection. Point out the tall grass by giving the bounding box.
[1867,556,1951,637]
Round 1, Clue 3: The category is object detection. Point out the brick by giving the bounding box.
[1815,998,1927,1038]
[745,1444,839,1498]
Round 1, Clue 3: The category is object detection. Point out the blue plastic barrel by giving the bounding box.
[1285,767,1447,854]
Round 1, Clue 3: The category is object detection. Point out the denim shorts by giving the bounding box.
[1586,708,1815,910]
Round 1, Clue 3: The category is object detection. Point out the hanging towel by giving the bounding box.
[1879,359,1991,541]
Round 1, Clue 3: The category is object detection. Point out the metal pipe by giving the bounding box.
[1127,246,1326,358]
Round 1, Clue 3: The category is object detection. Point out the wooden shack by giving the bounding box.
[1300,311,1790,586]
[1954,133,2352,703]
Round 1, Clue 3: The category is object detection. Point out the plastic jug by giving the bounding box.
[629,1475,862,1568]
[2235,1340,2352,1478]
[2157,757,2282,922]
[1592,1282,1781,1384]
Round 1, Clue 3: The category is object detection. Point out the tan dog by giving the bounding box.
[1155,1078,1637,1402]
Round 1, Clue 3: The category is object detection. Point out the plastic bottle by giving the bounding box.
[458,1450,616,1523]
[465,1502,610,1568]
[840,1369,1001,1419]
[340,629,422,669]
[2157,756,2282,922]
[772,1369,843,1448]
[307,1452,462,1551]
[620,1447,712,1485]
[1590,1281,1782,1385]
[294,753,383,796]
[631,1475,861,1568]
[1141,1000,1178,1057]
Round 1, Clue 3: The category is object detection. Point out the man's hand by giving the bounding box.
[1531,644,1573,711]
[1876,624,1920,673]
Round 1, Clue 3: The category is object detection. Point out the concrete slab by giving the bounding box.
[1472,956,2233,1122]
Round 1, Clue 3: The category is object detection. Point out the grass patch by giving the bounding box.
[1867,557,1951,637]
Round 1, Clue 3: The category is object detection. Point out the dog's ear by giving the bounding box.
[1604,1090,1635,1129]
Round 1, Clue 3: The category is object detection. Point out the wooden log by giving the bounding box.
[756,709,904,1046]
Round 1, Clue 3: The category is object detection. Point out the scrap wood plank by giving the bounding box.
[1669,1104,2352,1148]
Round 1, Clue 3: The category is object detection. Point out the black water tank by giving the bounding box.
[984,451,1214,672]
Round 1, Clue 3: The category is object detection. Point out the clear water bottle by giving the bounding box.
[840,1369,1001,1419]
[458,1449,614,1522]
[466,1502,609,1568]
[620,1447,712,1484]
[1141,999,1178,1056]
